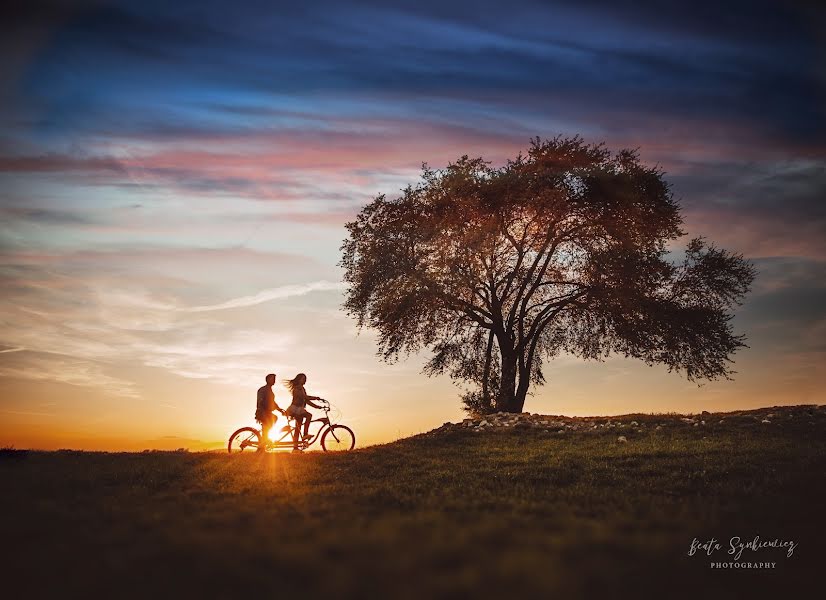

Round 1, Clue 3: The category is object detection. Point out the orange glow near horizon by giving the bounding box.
[2,228,823,451]
[2,336,824,452]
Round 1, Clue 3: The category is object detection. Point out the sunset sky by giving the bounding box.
[1,1,824,450]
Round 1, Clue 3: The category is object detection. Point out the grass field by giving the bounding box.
[2,405,824,599]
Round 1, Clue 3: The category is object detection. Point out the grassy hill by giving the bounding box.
[2,405,824,598]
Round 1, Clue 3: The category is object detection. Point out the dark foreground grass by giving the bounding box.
[2,407,825,599]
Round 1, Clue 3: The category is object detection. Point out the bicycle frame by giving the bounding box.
[266,415,331,450]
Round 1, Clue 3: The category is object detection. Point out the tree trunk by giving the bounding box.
[481,330,494,410]
[513,364,531,413]
[494,349,518,412]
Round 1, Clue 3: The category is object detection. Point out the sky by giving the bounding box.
[1,0,825,450]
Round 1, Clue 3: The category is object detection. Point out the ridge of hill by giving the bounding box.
[422,403,825,436]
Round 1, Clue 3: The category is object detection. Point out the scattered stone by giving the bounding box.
[617,436,628,443]
[422,405,816,438]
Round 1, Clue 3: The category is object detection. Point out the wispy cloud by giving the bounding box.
[0,155,125,173]
[1,409,55,417]
[0,351,141,399]
[0,346,25,354]
[0,259,347,395]
[185,280,345,312]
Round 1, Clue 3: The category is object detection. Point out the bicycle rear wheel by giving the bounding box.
[228,427,262,453]
[321,425,356,452]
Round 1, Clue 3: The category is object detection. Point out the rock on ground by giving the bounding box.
[421,405,822,438]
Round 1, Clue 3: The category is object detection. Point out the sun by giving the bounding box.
[266,416,281,440]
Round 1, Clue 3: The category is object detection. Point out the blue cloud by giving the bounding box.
[3,0,821,147]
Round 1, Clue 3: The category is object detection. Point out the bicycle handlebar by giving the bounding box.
[279,400,329,413]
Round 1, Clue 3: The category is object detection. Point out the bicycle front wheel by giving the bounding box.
[228,427,262,453]
[321,425,356,452]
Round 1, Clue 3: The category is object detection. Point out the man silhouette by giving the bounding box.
[255,373,282,451]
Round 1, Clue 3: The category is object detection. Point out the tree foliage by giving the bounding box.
[340,137,755,414]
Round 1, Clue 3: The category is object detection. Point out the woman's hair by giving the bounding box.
[283,373,307,393]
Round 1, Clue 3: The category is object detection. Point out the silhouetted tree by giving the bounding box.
[341,137,755,414]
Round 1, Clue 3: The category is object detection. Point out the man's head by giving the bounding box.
[266,373,276,386]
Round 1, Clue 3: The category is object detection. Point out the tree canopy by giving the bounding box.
[340,137,755,414]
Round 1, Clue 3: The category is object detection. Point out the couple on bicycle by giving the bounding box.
[256,372,324,452]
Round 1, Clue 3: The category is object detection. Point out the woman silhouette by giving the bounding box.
[284,373,324,451]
